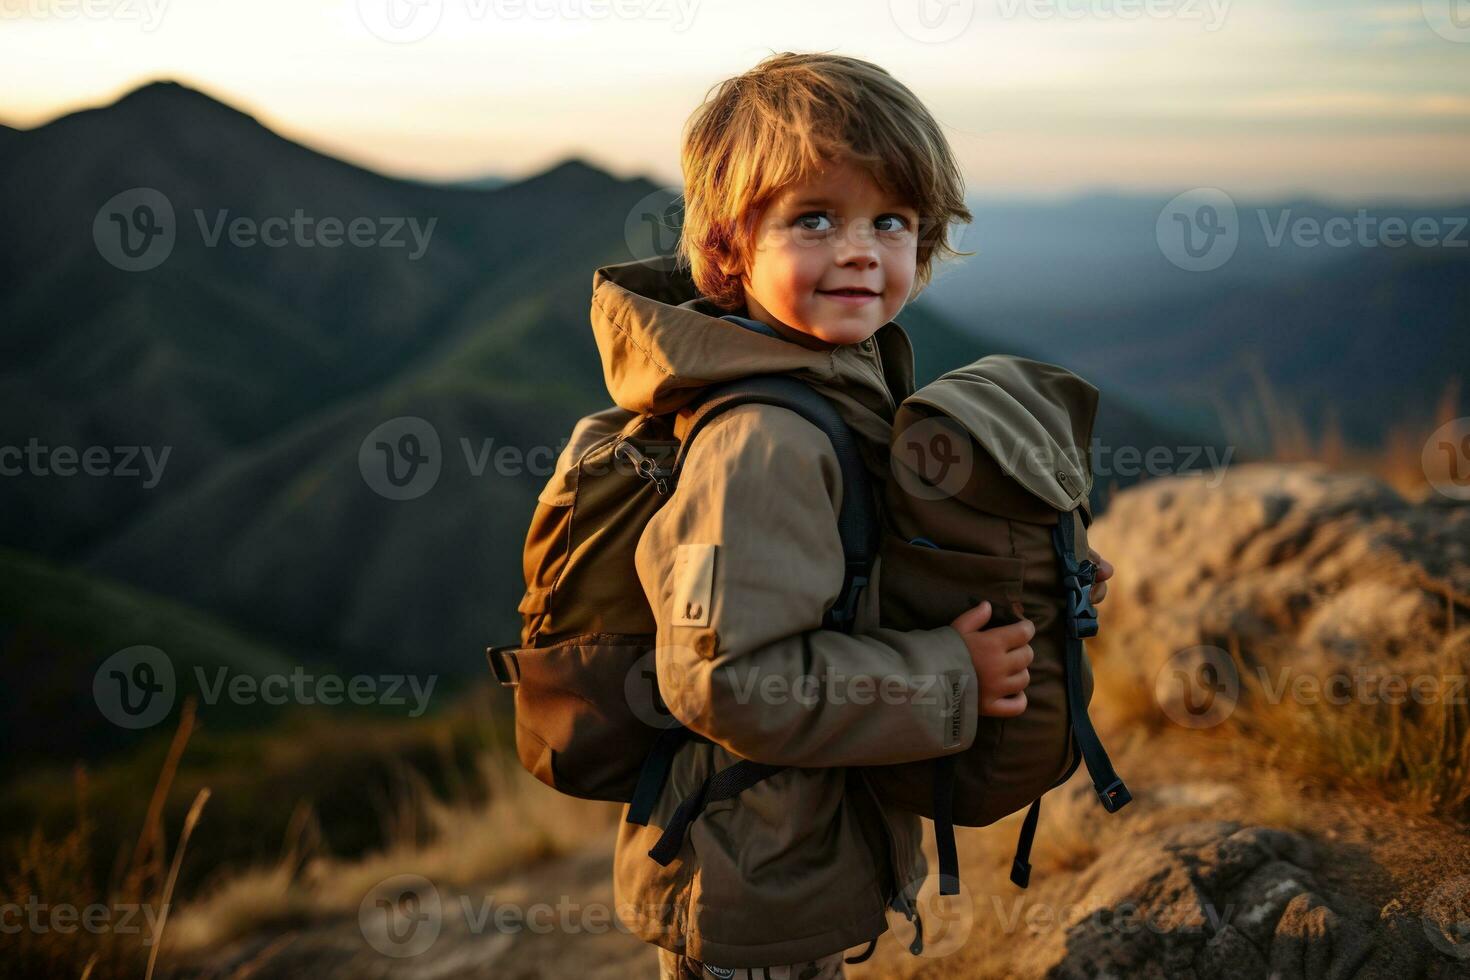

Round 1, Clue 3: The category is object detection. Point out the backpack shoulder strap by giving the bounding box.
[629,373,882,856]
[672,373,880,633]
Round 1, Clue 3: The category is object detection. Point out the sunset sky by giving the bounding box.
[3,0,1468,201]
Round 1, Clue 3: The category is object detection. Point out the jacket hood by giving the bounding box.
[589,256,918,477]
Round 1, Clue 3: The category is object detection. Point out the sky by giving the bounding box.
[2,0,1469,202]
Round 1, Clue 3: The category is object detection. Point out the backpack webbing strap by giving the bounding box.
[1009,509,1132,888]
[627,375,878,857]
[1010,748,1083,888]
[674,374,880,631]
[647,760,788,866]
[933,753,960,895]
[627,725,701,826]
[845,937,878,963]
[1052,509,1131,814]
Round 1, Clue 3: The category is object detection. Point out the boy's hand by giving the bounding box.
[1087,547,1114,605]
[950,601,1034,718]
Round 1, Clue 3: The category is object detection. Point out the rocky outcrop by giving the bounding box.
[1090,462,1470,717]
[1015,821,1464,978]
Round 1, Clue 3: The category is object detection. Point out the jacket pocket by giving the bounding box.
[877,534,1026,632]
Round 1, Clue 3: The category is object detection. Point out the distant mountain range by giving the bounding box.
[0,80,1191,717]
[925,195,1470,445]
[3,78,1458,737]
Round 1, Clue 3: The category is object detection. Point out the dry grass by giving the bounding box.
[1215,356,1462,503]
[5,699,210,980]
[162,732,619,958]
[1234,624,1470,821]
[12,687,620,974]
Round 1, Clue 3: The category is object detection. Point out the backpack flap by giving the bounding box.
[901,354,1098,516]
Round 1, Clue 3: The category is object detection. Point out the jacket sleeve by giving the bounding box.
[633,402,981,768]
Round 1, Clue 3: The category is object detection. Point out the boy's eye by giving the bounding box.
[795,211,834,232]
[793,212,914,234]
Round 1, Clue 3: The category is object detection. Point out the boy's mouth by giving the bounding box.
[817,287,881,304]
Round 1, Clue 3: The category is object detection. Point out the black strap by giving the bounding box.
[1007,511,1131,889]
[844,939,878,964]
[627,725,699,826]
[1051,511,1131,814]
[1009,798,1042,888]
[675,374,880,631]
[648,760,788,865]
[933,754,960,896]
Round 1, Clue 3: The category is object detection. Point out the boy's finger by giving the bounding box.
[996,668,1030,695]
[951,599,992,633]
[983,617,1035,648]
[984,691,1027,718]
[1005,643,1035,671]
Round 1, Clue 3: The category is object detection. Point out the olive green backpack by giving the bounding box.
[486,373,881,865]
[863,354,1131,895]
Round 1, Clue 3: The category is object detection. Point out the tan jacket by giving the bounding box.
[591,257,981,967]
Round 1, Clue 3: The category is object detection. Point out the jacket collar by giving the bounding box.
[589,257,917,477]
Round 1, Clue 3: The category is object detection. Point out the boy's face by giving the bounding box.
[736,157,919,350]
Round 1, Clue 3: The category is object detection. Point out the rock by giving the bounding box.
[1014,821,1460,979]
[1090,462,1470,713]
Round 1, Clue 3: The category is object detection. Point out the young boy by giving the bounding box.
[592,52,1112,979]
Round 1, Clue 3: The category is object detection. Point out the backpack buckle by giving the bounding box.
[614,440,673,495]
[1061,569,1099,639]
[486,644,521,686]
[824,568,869,632]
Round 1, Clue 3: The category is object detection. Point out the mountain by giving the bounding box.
[927,195,1470,448]
[0,79,643,555]
[0,545,302,769]
[443,172,513,191]
[0,79,1227,681]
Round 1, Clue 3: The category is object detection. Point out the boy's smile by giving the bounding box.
[735,156,920,351]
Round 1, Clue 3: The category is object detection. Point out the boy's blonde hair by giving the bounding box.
[675,51,974,311]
